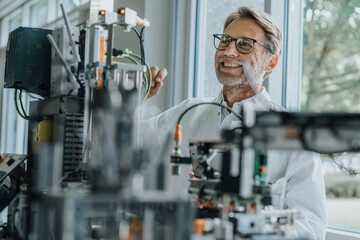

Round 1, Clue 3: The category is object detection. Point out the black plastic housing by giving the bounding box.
[4,27,52,97]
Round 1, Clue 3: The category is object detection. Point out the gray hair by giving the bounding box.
[224,7,283,57]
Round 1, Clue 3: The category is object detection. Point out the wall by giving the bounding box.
[114,0,174,118]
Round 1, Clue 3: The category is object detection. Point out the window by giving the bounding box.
[0,0,90,153]
[0,10,26,154]
[8,13,21,32]
[56,0,81,18]
[193,0,360,235]
[301,0,360,232]
[30,0,48,27]
[194,0,265,98]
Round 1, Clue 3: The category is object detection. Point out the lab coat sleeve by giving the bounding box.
[139,106,178,151]
[139,98,204,151]
[272,151,327,240]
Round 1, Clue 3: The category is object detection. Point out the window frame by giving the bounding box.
[169,0,197,106]
[29,0,48,27]
[327,227,360,240]
[0,8,22,47]
[281,0,304,111]
[0,8,26,154]
[298,0,360,235]
[265,0,286,107]
[274,0,360,236]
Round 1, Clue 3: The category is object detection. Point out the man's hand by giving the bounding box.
[146,66,167,100]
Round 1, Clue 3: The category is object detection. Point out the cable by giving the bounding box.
[127,52,152,97]
[14,90,29,120]
[132,27,146,64]
[131,27,141,39]
[132,26,149,98]
[19,90,29,119]
[177,102,243,125]
[328,153,360,176]
[123,54,151,99]
[14,90,25,119]
[56,167,83,186]
[173,102,243,151]
[206,149,218,164]
[26,92,44,100]
[131,27,145,63]
[113,49,152,100]
[140,26,146,65]
[75,75,85,97]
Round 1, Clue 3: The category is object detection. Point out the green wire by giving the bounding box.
[123,52,152,101]
[124,55,149,100]
[14,90,24,118]
[14,89,28,120]
[130,53,152,98]
[19,90,29,119]
[124,54,140,65]
[128,52,152,96]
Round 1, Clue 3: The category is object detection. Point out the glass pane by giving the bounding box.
[302,0,360,231]
[302,0,360,112]
[30,1,47,27]
[56,0,82,18]
[196,0,264,98]
[8,15,22,32]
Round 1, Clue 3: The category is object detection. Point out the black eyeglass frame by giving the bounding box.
[213,34,272,54]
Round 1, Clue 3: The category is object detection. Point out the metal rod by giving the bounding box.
[60,3,81,63]
[106,24,114,67]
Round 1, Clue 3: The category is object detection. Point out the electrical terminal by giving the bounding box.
[173,124,182,156]
[118,8,150,32]
[98,9,118,24]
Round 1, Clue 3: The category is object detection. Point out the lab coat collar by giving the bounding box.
[216,88,272,115]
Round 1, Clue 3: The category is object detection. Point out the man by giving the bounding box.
[142,7,327,240]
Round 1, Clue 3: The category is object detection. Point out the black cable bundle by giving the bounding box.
[132,26,146,65]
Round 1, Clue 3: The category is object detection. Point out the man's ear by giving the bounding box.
[265,53,279,72]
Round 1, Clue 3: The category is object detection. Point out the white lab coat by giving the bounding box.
[139,89,327,240]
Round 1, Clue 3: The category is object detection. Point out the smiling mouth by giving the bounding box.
[222,62,242,68]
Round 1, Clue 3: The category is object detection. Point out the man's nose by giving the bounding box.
[223,41,239,57]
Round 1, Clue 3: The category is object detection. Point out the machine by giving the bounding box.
[1,1,360,240]
[1,3,194,240]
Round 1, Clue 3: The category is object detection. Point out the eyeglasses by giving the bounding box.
[213,34,272,54]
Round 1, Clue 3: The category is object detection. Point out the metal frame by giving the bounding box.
[264,0,286,107]
[327,227,360,240]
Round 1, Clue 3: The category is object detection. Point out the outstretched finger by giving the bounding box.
[155,68,168,83]
[150,66,159,87]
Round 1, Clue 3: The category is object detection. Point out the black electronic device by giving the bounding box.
[0,154,26,211]
[4,27,52,97]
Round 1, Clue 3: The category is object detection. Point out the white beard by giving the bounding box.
[215,71,247,87]
[215,58,264,90]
